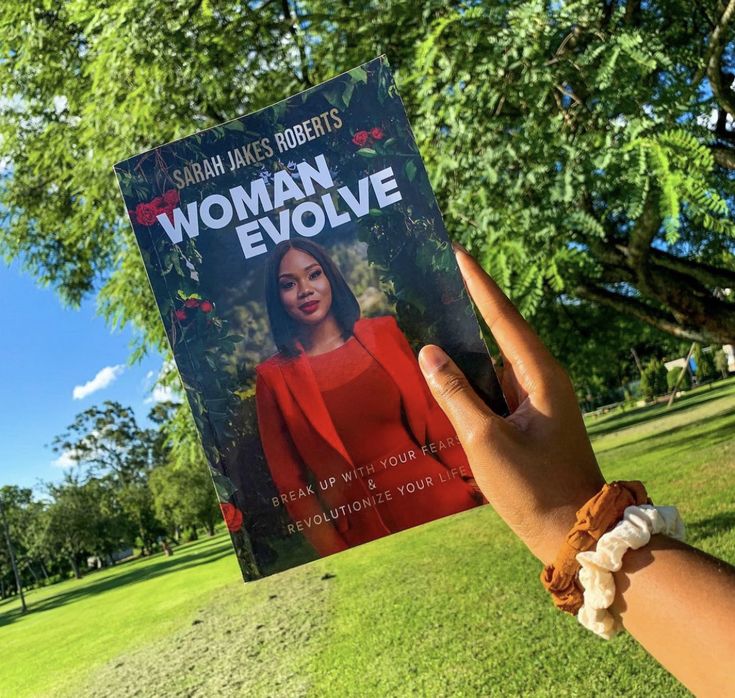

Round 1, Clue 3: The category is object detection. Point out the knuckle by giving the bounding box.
[438,372,469,401]
[463,417,495,449]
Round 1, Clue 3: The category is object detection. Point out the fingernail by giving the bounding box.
[451,241,468,255]
[419,345,450,374]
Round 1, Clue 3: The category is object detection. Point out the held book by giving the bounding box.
[114,56,507,581]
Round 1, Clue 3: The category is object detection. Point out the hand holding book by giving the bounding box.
[419,244,606,565]
[418,245,735,696]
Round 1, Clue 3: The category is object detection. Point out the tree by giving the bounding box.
[533,294,688,407]
[51,401,164,554]
[0,487,29,610]
[413,2,735,345]
[640,358,668,401]
[667,366,691,392]
[715,347,731,378]
[2,1,734,357]
[148,403,220,539]
[692,343,718,382]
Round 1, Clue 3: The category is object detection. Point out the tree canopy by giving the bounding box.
[2,1,734,350]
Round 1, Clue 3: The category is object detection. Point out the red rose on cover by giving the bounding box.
[184,298,201,308]
[220,502,243,532]
[135,202,159,226]
[174,309,187,321]
[200,300,214,313]
[352,130,369,147]
[369,127,384,140]
[162,189,180,206]
[151,196,164,210]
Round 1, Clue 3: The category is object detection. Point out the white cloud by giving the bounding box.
[73,364,125,400]
[51,449,79,468]
[145,384,178,404]
[144,361,182,404]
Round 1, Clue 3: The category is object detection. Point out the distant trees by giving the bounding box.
[692,344,718,384]
[51,401,164,555]
[715,348,730,379]
[0,400,219,593]
[667,367,691,393]
[640,359,668,402]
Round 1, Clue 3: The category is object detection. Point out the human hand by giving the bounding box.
[418,246,605,564]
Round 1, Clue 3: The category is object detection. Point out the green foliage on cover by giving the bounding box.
[639,358,667,401]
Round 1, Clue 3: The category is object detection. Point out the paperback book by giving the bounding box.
[115,56,507,581]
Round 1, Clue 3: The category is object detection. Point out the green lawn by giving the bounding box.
[2,378,734,697]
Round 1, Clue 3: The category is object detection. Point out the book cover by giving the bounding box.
[114,56,507,581]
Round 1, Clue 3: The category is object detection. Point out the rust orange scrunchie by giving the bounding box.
[540,481,651,615]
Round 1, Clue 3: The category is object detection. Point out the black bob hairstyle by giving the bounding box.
[264,238,361,357]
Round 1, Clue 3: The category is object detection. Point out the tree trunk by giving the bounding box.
[69,555,81,580]
[26,563,40,587]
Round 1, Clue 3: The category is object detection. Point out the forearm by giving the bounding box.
[611,535,735,695]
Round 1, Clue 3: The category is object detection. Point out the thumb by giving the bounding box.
[418,345,496,443]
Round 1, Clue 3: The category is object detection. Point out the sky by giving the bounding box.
[0,261,166,493]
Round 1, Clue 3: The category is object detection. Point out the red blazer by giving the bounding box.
[255,315,472,555]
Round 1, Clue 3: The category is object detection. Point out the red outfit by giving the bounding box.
[255,315,480,556]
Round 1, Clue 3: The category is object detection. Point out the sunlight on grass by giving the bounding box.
[1,380,733,696]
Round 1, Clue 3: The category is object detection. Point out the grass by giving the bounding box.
[2,377,734,697]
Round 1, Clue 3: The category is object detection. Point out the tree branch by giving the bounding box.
[576,284,717,343]
[712,144,735,168]
[625,187,660,294]
[701,0,735,118]
[649,247,735,289]
[281,0,313,87]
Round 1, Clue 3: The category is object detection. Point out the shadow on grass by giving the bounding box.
[600,407,735,460]
[0,537,233,629]
[687,511,735,542]
[587,379,735,438]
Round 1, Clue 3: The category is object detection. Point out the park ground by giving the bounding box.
[2,378,734,697]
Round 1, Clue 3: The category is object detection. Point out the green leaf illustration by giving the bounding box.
[210,469,237,502]
[348,67,368,83]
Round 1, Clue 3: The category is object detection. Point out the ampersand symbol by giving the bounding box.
[367,479,376,491]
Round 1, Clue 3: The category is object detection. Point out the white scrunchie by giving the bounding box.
[576,504,686,639]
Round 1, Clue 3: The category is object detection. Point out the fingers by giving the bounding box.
[418,345,500,442]
[453,245,558,396]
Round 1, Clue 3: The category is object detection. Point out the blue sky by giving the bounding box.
[0,261,165,493]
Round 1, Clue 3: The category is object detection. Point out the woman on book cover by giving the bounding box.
[255,239,484,557]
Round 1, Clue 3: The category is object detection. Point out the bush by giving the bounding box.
[640,359,668,401]
[715,348,730,378]
[667,367,691,392]
[692,344,717,382]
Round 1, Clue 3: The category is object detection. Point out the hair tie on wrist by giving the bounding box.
[540,481,651,615]
[576,504,686,639]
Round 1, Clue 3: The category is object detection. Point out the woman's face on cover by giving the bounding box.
[278,248,333,326]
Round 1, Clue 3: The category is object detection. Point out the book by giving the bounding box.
[114,56,507,581]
